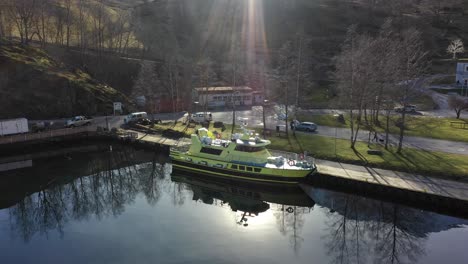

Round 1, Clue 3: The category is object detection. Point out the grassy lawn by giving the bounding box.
[297,112,468,142]
[373,115,468,142]
[267,133,468,180]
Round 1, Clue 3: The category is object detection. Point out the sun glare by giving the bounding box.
[201,0,269,65]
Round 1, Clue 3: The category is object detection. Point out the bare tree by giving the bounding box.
[447,39,465,60]
[132,60,160,116]
[64,0,73,47]
[335,25,376,149]
[0,2,7,37]
[77,0,87,51]
[6,0,37,44]
[448,94,468,119]
[195,57,215,116]
[393,28,429,153]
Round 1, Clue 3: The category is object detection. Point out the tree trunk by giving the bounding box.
[285,84,289,136]
[397,111,406,153]
[385,109,390,150]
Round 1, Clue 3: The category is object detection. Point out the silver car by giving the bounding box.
[295,122,317,132]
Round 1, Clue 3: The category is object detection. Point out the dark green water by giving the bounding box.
[0,144,467,264]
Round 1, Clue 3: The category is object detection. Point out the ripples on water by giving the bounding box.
[0,144,467,264]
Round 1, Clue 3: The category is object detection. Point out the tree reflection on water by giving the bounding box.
[273,205,309,254]
[315,188,467,264]
[6,146,168,242]
[2,146,468,264]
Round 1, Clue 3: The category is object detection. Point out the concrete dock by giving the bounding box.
[306,159,468,217]
[315,159,468,202]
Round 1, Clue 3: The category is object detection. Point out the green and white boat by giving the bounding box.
[170,127,317,184]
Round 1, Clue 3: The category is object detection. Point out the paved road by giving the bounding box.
[29,106,468,155]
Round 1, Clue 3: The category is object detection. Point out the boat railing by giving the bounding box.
[269,149,315,164]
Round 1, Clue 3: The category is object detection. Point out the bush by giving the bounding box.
[337,114,345,124]
[201,121,210,128]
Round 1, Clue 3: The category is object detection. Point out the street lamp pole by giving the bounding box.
[262,99,268,139]
[231,91,239,136]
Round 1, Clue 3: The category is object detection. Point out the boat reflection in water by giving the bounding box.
[171,169,315,227]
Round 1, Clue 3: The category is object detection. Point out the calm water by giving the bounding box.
[0,144,467,264]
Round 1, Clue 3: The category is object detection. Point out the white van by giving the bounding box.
[124,112,148,124]
[190,112,212,123]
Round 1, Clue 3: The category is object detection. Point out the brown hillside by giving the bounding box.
[0,40,132,119]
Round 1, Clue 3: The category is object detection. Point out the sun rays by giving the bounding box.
[200,0,269,68]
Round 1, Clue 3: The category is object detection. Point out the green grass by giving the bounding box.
[267,133,468,180]
[377,115,468,142]
[297,112,468,142]
[299,85,338,109]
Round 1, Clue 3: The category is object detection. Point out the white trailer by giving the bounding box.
[0,118,29,136]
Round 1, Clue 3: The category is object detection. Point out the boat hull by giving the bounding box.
[170,152,317,184]
[171,170,316,208]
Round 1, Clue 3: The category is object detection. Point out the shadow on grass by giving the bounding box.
[352,147,368,164]
[291,133,305,154]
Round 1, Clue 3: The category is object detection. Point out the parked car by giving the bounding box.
[65,116,92,128]
[295,122,317,132]
[394,105,416,113]
[190,112,212,123]
[277,113,288,121]
[124,112,148,124]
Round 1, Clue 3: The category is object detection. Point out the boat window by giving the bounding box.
[231,164,238,169]
[254,168,261,173]
[239,165,245,170]
[200,147,223,155]
[234,145,266,152]
[246,167,253,172]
